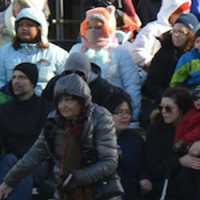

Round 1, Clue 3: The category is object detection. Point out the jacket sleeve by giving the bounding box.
[142,47,171,103]
[132,24,161,67]
[3,132,50,187]
[54,46,69,75]
[72,107,118,186]
[0,46,7,88]
[170,52,192,87]
[145,124,181,180]
[118,47,143,120]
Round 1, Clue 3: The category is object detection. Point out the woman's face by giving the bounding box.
[58,95,82,119]
[16,19,39,43]
[112,102,131,130]
[171,23,190,48]
[160,97,182,124]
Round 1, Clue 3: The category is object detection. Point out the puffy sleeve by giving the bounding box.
[118,47,144,120]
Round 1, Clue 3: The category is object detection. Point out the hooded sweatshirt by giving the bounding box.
[0,8,69,95]
[132,0,191,67]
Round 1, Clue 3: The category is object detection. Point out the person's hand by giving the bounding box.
[189,141,200,156]
[139,178,152,194]
[179,154,200,170]
[0,182,13,200]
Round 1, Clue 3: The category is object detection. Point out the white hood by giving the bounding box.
[157,0,191,26]
[16,7,48,44]
[4,4,15,37]
[21,0,47,11]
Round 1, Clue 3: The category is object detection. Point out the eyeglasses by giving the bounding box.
[113,110,131,116]
[171,29,189,36]
[158,105,174,113]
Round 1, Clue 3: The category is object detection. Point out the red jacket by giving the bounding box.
[175,107,200,145]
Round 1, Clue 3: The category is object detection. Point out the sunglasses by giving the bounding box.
[158,105,174,113]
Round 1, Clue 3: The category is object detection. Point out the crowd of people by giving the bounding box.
[0,0,199,200]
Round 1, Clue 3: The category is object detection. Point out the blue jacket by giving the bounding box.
[170,48,200,89]
[0,42,68,95]
[191,0,200,21]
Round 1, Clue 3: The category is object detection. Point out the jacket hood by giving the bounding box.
[54,74,92,107]
[80,5,116,39]
[64,52,91,81]
[15,7,48,45]
[157,0,191,26]
[4,3,17,37]
[19,0,47,11]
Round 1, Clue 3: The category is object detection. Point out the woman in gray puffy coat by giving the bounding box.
[0,74,120,200]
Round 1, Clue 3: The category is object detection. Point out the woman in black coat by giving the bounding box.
[105,88,152,200]
[145,87,200,200]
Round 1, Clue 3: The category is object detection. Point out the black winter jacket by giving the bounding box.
[145,116,199,200]
[142,33,185,104]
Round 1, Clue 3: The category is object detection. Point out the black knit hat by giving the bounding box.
[14,62,38,86]
[175,13,200,33]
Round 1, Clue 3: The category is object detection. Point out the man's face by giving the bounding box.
[16,19,39,43]
[12,70,34,99]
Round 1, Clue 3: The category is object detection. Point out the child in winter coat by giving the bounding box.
[174,88,200,156]
[170,28,200,90]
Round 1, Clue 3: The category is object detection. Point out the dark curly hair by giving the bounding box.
[162,86,193,114]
